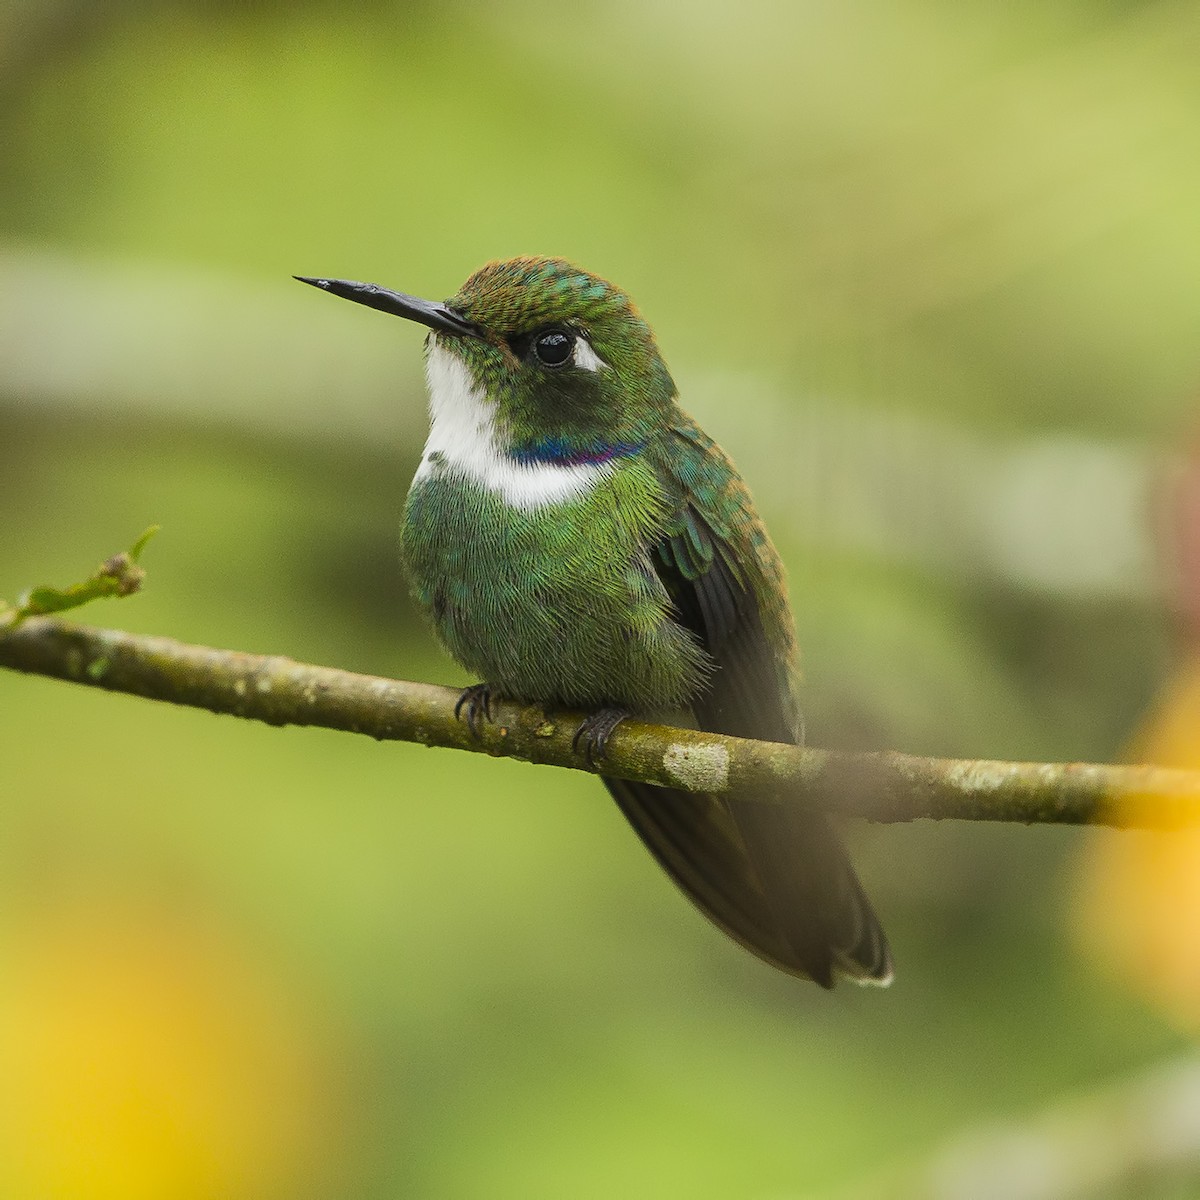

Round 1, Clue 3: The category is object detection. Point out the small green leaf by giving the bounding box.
[2,526,160,629]
[128,524,160,563]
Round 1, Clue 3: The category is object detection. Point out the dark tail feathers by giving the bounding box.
[606,777,891,987]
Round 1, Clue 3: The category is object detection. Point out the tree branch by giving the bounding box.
[2,616,1197,826]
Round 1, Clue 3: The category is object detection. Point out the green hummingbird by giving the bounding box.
[297,257,891,988]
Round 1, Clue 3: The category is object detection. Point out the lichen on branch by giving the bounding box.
[3,616,1200,827]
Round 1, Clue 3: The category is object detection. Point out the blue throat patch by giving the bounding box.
[512,439,645,468]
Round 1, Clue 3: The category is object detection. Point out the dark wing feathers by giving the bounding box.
[606,434,892,986]
[657,518,790,743]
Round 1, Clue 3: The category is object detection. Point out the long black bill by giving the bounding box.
[294,276,481,337]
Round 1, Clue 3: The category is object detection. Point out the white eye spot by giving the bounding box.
[572,335,609,373]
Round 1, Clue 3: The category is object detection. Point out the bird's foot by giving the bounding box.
[572,707,630,767]
[454,682,496,739]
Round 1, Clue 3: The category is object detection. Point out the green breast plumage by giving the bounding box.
[402,455,710,710]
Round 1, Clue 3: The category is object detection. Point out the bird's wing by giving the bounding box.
[604,413,892,986]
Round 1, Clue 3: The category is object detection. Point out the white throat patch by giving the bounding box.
[414,342,610,511]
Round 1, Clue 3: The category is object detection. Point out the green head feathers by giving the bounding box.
[452,257,639,336]
[298,257,678,458]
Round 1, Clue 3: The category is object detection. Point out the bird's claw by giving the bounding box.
[572,707,629,768]
[455,683,495,739]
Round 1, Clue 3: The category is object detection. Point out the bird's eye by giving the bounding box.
[533,329,574,367]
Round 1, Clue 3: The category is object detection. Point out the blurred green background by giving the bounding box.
[5,2,1200,1196]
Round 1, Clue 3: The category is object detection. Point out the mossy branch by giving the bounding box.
[2,616,1199,827]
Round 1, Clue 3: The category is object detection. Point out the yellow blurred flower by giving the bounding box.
[1074,656,1200,1028]
[0,893,340,1200]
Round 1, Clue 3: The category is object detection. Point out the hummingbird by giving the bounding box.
[297,257,892,987]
